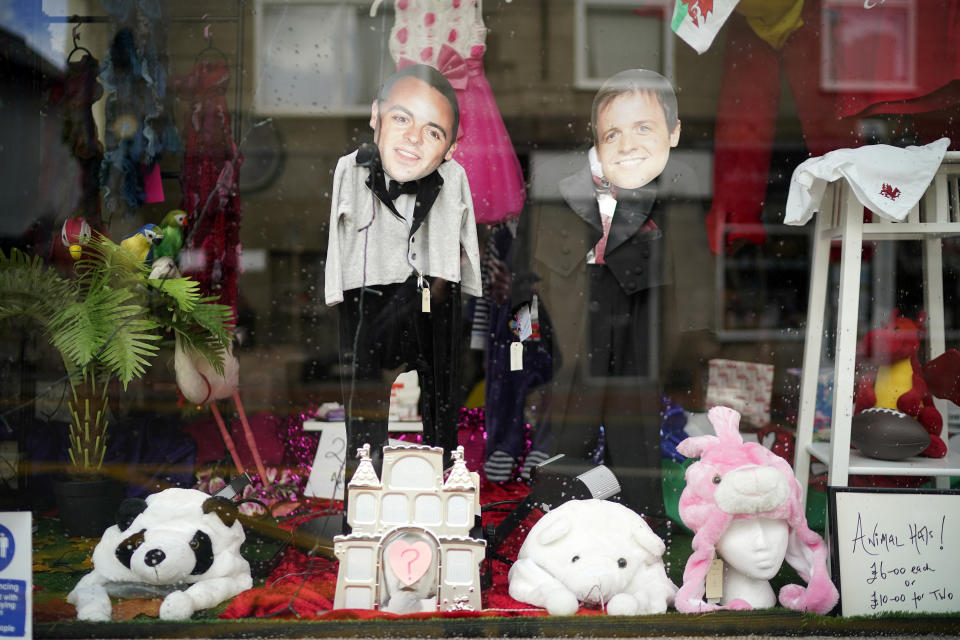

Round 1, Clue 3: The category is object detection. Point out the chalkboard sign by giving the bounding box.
[828,487,960,616]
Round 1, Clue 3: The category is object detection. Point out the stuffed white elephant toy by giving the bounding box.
[508,499,676,615]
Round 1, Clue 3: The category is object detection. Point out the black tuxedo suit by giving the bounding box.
[513,151,716,517]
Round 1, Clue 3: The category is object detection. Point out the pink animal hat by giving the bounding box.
[674,406,838,614]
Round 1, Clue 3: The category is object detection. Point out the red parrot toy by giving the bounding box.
[854,310,960,458]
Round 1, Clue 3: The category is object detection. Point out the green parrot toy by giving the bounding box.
[155,209,188,261]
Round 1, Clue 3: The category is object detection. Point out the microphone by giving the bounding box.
[356,142,379,167]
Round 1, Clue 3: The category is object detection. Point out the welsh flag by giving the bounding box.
[671,0,739,54]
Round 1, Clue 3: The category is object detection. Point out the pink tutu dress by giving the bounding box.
[389,0,526,225]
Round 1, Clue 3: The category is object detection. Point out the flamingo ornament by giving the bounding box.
[150,257,267,482]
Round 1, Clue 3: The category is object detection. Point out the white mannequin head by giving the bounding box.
[714,517,789,608]
[716,517,789,580]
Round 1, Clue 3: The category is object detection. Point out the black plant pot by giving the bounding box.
[52,477,124,538]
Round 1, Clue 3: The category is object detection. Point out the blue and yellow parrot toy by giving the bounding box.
[120,223,164,264]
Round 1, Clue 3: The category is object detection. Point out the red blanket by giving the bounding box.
[221,481,607,620]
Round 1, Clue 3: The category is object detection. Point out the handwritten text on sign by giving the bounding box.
[831,489,960,616]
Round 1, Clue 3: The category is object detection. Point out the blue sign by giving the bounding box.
[0,580,25,637]
[0,526,14,574]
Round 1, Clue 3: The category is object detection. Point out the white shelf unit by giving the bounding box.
[794,151,960,502]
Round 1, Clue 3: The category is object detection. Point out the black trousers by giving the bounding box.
[552,265,665,519]
[338,276,462,481]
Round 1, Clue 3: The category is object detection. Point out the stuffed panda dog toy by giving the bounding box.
[68,488,252,620]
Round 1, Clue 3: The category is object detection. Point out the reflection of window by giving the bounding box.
[381,493,409,523]
[413,494,442,525]
[390,456,435,489]
[446,495,469,527]
[715,227,813,341]
[344,585,373,608]
[821,0,916,91]
[253,0,394,115]
[444,549,473,584]
[354,492,378,523]
[345,547,374,580]
[574,0,674,90]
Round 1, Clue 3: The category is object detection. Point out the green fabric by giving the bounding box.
[805,485,827,532]
[671,0,690,31]
[661,458,694,534]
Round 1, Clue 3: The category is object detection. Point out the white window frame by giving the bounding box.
[573,0,675,90]
[820,0,917,92]
[253,0,394,116]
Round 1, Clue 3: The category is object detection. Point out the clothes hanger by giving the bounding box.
[67,24,93,64]
[194,22,229,66]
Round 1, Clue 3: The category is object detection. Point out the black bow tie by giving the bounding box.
[387,179,419,201]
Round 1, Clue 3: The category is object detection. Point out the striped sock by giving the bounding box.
[520,450,551,480]
[484,450,516,483]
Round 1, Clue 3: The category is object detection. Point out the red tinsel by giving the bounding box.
[218,407,625,619]
[220,478,615,620]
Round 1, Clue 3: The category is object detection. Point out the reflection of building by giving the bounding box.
[333,444,485,612]
[0,25,68,248]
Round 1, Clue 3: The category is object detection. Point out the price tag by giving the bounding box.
[705,558,724,602]
[418,275,430,313]
[510,342,523,371]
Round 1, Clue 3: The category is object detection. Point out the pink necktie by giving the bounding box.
[594,212,613,264]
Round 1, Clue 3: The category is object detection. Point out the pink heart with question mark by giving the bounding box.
[387,540,433,586]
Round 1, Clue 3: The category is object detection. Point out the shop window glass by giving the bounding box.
[413,493,442,525]
[253,0,394,115]
[381,493,409,524]
[3,0,960,631]
[574,0,674,88]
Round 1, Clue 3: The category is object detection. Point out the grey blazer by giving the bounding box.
[324,150,482,306]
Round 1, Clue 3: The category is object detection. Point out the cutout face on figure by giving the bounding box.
[370,76,457,183]
[715,517,790,581]
[594,90,680,190]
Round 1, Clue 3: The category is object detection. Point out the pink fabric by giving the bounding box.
[184,412,286,468]
[832,1,960,118]
[705,0,859,255]
[390,0,525,225]
[176,58,243,312]
[450,64,526,224]
[220,482,614,619]
[143,163,165,203]
[593,212,612,264]
[398,44,470,91]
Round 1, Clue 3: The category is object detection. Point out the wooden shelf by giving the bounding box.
[808,441,960,477]
[304,420,423,433]
[793,152,960,498]
[830,222,960,241]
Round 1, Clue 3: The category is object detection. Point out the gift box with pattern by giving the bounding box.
[706,359,774,427]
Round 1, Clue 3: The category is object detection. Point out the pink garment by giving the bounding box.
[593,212,612,264]
[705,0,859,255]
[390,0,525,225]
[830,1,960,119]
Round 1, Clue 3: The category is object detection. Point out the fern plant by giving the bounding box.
[0,236,233,475]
